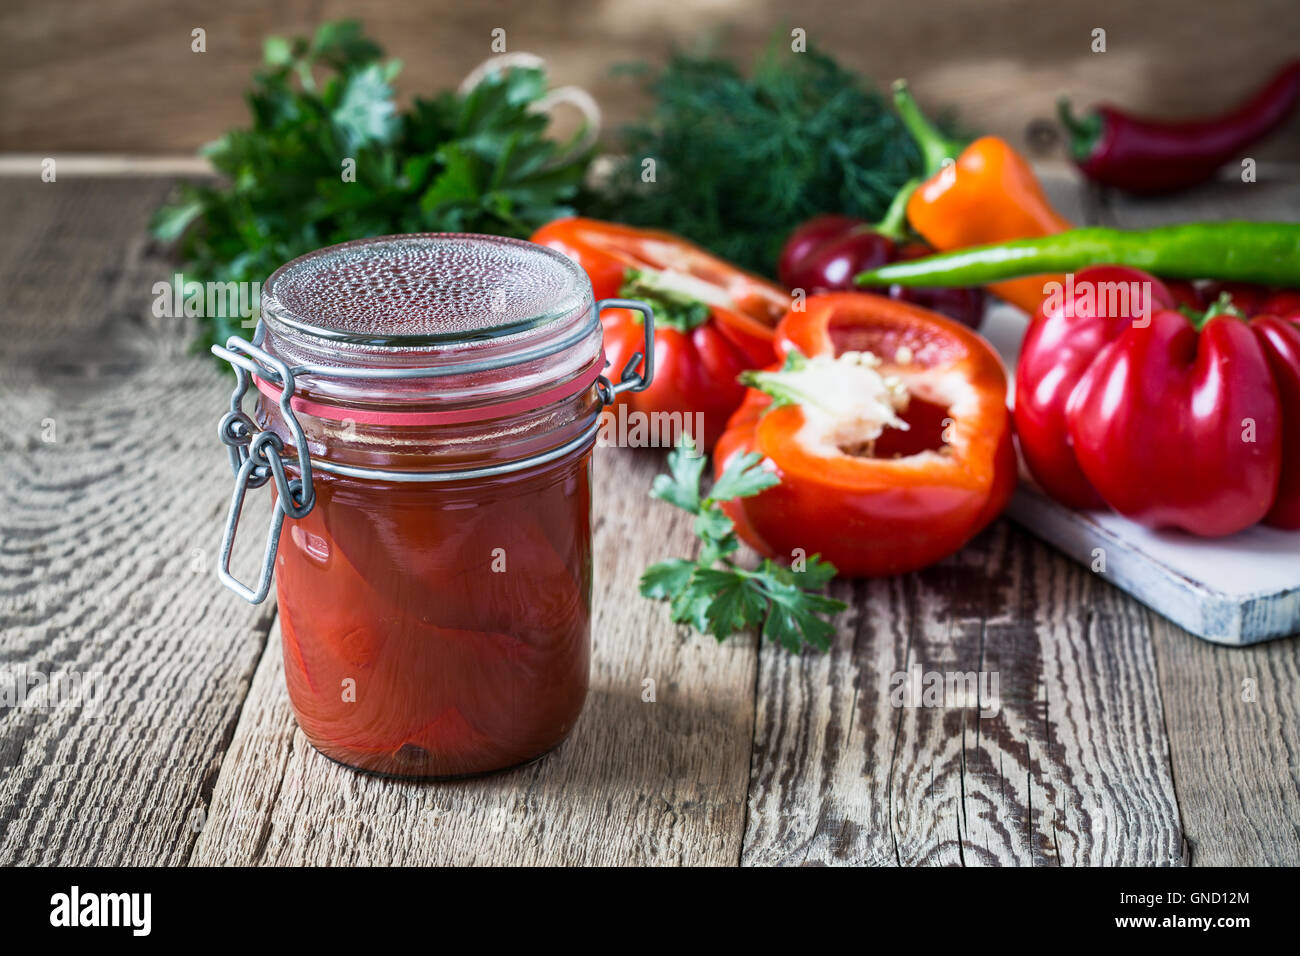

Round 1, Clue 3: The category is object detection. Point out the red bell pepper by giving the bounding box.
[1014,266,1300,534]
[532,218,790,449]
[713,293,1016,576]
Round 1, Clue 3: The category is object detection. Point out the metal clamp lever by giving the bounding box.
[593,298,655,404]
[211,330,315,604]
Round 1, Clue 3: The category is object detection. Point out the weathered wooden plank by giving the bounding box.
[1148,618,1300,865]
[5,0,1300,165]
[742,523,1185,866]
[1037,166,1098,227]
[0,154,212,177]
[1100,177,1300,228]
[741,571,902,866]
[0,178,276,865]
[191,448,759,866]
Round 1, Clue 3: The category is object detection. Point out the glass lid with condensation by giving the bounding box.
[260,233,593,347]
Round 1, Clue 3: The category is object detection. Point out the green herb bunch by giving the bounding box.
[152,20,594,352]
[640,444,846,652]
[593,44,926,275]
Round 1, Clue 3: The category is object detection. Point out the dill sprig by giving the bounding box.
[593,43,929,275]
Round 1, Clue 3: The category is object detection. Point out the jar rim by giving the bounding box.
[261,233,592,349]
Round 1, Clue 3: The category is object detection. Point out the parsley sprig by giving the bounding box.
[153,19,594,355]
[639,444,846,652]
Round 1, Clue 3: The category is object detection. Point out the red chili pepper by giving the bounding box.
[777,188,985,328]
[533,218,790,449]
[1014,266,1300,535]
[713,293,1016,576]
[1059,61,1300,194]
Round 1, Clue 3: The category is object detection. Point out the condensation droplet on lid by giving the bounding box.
[262,234,590,340]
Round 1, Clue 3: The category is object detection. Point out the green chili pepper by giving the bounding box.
[854,222,1300,288]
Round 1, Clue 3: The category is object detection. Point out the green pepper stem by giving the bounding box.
[1056,97,1103,163]
[618,269,711,332]
[892,80,966,178]
[874,178,918,242]
[1181,291,1245,332]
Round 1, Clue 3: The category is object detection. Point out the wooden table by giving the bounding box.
[1,172,1297,867]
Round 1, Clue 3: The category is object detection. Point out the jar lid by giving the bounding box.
[261,233,591,347]
[253,234,606,416]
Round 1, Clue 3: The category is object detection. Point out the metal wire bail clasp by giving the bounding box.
[593,298,655,404]
[211,323,316,604]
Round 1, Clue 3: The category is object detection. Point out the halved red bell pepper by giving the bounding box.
[714,292,1016,576]
[1014,266,1300,534]
[532,218,791,449]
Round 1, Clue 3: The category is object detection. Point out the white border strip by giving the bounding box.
[0,154,214,176]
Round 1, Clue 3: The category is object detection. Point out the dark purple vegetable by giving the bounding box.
[778,189,984,328]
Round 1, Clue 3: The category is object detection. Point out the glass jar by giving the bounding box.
[211,234,653,778]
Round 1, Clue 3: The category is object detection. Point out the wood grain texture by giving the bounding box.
[3,0,1300,161]
[1099,175,1300,229]
[0,178,276,864]
[742,524,1185,866]
[1148,618,1300,865]
[190,448,759,866]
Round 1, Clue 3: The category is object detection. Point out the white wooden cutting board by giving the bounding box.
[982,303,1300,645]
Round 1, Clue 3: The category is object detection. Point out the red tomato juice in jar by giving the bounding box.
[211,235,653,778]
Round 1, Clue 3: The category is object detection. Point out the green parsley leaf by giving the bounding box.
[639,559,697,600]
[263,36,294,68]
[763,554,839,591]
[310,19,384,68]
[149,198,204,243]
[706,451,778,503]
[761,582,844,653]
[419,144,481,210]
[693,568,768,642]
[332,63,401,151]
[649,441,708,513]
[669,581,713,633]
[695,536,738,568]
[640,440,845,652]
[692,507,734,543]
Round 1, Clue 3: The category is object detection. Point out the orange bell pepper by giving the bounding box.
[894,81,1073,315]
